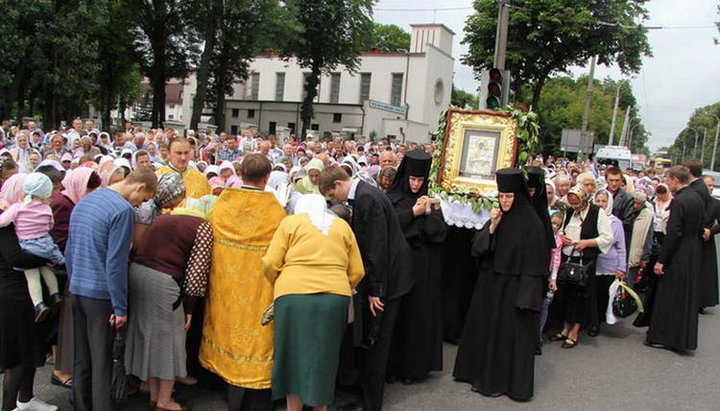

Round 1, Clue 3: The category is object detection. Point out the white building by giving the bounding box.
[224,23,454,143]
[96,24,454,143]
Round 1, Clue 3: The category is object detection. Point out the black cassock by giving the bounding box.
[648,185,704,351]
[387,200,447,380]
[701,196,720,308]
[453,169,549,402]
[689,178,719,310]
[441,226,479,343]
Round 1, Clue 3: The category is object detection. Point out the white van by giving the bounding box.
[595,146,633,170]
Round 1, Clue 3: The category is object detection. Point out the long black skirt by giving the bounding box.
[441,226,478,343]
[453,271,539,402]
[388,243,443,380]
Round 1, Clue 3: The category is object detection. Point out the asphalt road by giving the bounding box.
[3,307,719,411]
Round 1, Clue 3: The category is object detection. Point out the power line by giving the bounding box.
[375,6,472,12]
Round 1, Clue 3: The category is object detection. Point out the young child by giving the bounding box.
[538,211,563,349]
[0,172,64,322]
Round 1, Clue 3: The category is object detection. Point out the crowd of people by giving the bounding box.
[0,118,717,411]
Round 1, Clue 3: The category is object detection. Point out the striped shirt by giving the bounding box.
[66,188,134,316]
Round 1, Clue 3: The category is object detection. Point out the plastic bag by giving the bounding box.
[606,279,622,324]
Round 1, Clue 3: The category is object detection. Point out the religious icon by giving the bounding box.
[435,109,518,194]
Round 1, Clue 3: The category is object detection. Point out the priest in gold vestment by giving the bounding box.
[156,138,211,203]
[199,154,286,409]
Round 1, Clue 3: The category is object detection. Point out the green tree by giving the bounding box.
[125,0,200,127]
[532,75,649,156]
[287,0,375,138]
[670,102,720,170]
[451,86,479,109]
[365,23,411,52]
[463,0,652,109]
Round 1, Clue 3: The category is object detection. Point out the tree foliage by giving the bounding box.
[451,86,479,109]
[287,0,375,138]
[668,102,720,170]
[531,75,649,156]
[365,23,411,52]
[463,0,653,109]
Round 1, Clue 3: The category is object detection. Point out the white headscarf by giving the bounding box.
[294,194,335,235]
[22,172,53,205]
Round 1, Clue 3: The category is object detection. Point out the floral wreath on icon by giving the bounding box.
[428,106,541,212]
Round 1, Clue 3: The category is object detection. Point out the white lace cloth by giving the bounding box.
[437,197,491,229]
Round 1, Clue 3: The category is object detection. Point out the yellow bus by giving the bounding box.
[649,157,673,170]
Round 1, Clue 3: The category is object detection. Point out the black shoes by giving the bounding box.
[48,293,63,308]
[34,302,50,322]
[643,339,667,350]
[587,325,600,337]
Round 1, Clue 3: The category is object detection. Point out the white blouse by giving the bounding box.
[562,206,614,257]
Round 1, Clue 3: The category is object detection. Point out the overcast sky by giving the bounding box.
[374,0,720,152]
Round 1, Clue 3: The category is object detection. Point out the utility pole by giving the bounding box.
[609,83,621,145]
[619,108,631,146]
[578,55,596,161]
[682,141,686,163]
[701,129,707,165]
[712,115,720,171]
[493,0,511,107]
[694,128,699,159]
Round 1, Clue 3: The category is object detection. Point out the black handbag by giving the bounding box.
[558,248,590,287]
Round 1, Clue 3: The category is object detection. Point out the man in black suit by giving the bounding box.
[605,166,635,248]
[684,159,717,313]
[320,166,412,411]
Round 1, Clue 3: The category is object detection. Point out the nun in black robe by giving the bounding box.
[453,168,549,402]
[387,149,447,382]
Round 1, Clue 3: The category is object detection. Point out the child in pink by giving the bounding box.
[0,172,64,322]
[539,211,563,338]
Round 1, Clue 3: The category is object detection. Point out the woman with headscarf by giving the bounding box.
[262,194,364,411]
[98,161,125,187]
[386,149,447,383]
[125,198,214,411]
[453,168,549,401]
[591,189,627,336]
[549,185,613,348]
[134,172,186,245]
[0,171,59,411]
[294,158,325,194]
[25,150,41,172]
[49,167,102,388]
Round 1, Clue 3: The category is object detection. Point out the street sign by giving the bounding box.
[561,128,594,153]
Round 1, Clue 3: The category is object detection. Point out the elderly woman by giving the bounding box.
[134,173,186,244]
[74,136,102,159]
[125,205,213,411]
[575,172,597,201]
[550,185,613,348]
[0,173,59,411]
[262,194,364,411]
[294,158,324,194]
[26,150,42,172]
[591,189,627,336]
[627,191,655,285]
[98,161,126,187]
[9,133,30,167]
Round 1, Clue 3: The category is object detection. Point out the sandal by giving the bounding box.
[561,337,578,349]
[548,332,568,342]
[51,374,73,389]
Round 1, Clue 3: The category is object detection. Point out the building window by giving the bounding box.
[330,73,341,104]
[231,108,239,118]
[169,104,175,109]
[248,109,256,119]
[168,114,174,120]
[288,122,296,133]
[269,121,277,134]
[231,125,238,135]
[311,124,320,131]
[360,73,371,102]
[275,73,285,101]
[333,113,342,123]
[390,73,403,107]
[250,72,260,100]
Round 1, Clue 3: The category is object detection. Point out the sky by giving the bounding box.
[374,0,720,152]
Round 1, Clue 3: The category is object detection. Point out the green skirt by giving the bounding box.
[271,293,349,406]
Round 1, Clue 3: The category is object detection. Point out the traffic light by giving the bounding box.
[486,68,502,110]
